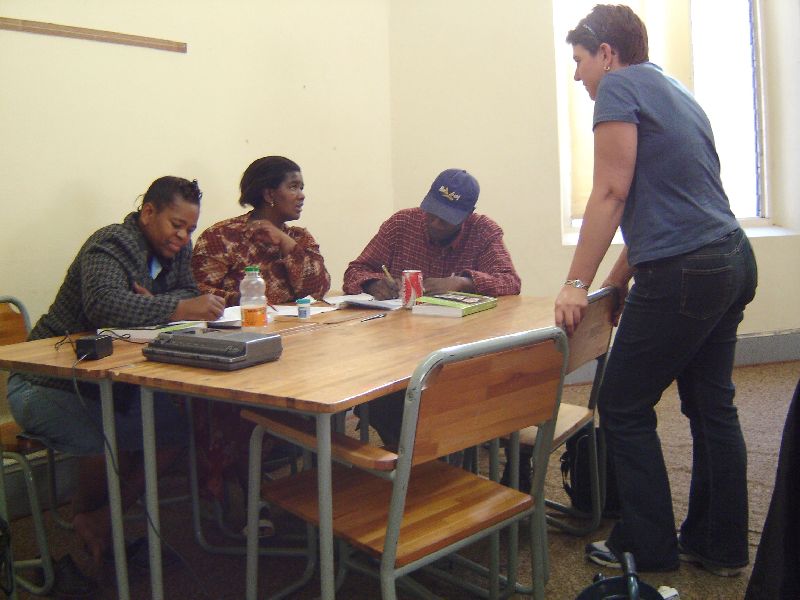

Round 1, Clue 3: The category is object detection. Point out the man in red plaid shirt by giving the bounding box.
[344,169,528,486]
[343,168,520,299]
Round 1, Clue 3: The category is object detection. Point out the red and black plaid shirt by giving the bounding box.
[343,208,520,297]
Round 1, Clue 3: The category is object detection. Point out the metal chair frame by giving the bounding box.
[244,326,569,600]
[543,287,617,537]
[0,295,65,597]
[184,396,307,558]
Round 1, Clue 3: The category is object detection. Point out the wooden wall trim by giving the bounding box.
[0,16,187,53]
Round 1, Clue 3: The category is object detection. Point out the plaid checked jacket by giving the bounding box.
[19,211,200,392]
[30,212,199,342]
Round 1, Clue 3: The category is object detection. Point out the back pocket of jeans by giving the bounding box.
[680,266,733,320]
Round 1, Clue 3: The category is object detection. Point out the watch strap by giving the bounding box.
[563,279,590,290]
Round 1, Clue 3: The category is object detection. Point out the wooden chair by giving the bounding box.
[0,295,59,596]
[519,287,617,537]
[241,326,569,600]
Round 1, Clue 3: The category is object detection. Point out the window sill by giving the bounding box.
[742,224,799,238]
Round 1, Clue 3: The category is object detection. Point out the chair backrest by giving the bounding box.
[406,327,568,465]
[566,287,616,375]
[0,296,30,347]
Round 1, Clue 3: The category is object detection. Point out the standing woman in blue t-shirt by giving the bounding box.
[554,4,758,575]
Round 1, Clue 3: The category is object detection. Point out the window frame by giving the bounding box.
[556,0,770,239]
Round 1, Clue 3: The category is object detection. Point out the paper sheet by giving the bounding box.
[323,293,403,311]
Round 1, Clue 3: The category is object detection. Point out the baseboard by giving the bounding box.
[566,329,800,385]
[734,329,800,366]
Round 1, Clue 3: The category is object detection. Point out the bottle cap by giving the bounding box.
[296,297,312,304]
[244,266,260,274]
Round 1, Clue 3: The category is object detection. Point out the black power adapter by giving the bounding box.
[75,334,114,360]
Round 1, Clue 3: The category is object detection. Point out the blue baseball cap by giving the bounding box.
[420,169,480,225]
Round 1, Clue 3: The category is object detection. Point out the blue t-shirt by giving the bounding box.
[593,62,738,265]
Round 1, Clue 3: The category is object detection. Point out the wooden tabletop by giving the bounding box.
[111,296,555,414]
[0,320,319,381]
[0,335,147,380]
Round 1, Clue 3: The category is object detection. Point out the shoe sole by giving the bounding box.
[586,553,621,569]
[678,547,743,577]
[587,551,679,573]
[585,540,621,570]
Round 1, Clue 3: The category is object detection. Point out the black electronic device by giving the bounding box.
[75,334,114,360]
[142,329,282,370]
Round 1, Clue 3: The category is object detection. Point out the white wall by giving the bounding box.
[1,0,797,336]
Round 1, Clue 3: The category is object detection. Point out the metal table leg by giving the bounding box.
[100,379,130,600]
[316,414,334,600]
[140,387,163,600]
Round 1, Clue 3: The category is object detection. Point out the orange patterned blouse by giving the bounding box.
[191,212,331,306]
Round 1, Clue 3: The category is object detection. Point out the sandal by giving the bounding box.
[241,501,276,539]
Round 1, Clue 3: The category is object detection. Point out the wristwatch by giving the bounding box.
[563,279,590,290]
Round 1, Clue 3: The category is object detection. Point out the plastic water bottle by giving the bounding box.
[239,266,267,327]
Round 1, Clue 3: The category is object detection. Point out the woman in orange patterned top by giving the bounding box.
[190,156,331,534]
[192,156,331,305]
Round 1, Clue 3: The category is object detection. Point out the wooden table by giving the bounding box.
[111,296,555,600]
[0,336,147,600]
[0,319,317,600]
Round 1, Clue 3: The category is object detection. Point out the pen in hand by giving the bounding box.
[381,264,394,283]
[380,264,399,294]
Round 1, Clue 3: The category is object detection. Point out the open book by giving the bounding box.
[208,305,244,327]
[411,292,497,318]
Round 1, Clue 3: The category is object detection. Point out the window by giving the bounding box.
[553,0,764,231]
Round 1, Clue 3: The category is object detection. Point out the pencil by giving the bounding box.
[381,264,394,282]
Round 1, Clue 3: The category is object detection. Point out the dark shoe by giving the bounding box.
[104,537,180,571]
[52,554,98,598]
[500,454,532,491]
[127,536,181,571]
[586,540,621,569]
[678,540,744,577]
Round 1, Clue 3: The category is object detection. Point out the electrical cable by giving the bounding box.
[94,330,147,345]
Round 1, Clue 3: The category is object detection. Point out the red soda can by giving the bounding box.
[401,270,424,308]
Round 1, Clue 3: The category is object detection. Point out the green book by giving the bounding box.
[411,292,497,318]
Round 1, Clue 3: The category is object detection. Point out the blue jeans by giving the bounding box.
[7,374,188,456]
[601,228,757,570]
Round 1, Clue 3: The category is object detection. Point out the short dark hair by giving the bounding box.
[239,156,302,209]
[566,4,649,65]
[142,176,202,212]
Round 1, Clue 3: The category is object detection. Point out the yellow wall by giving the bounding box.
[1,0,798,336]
[0,0,393,319]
